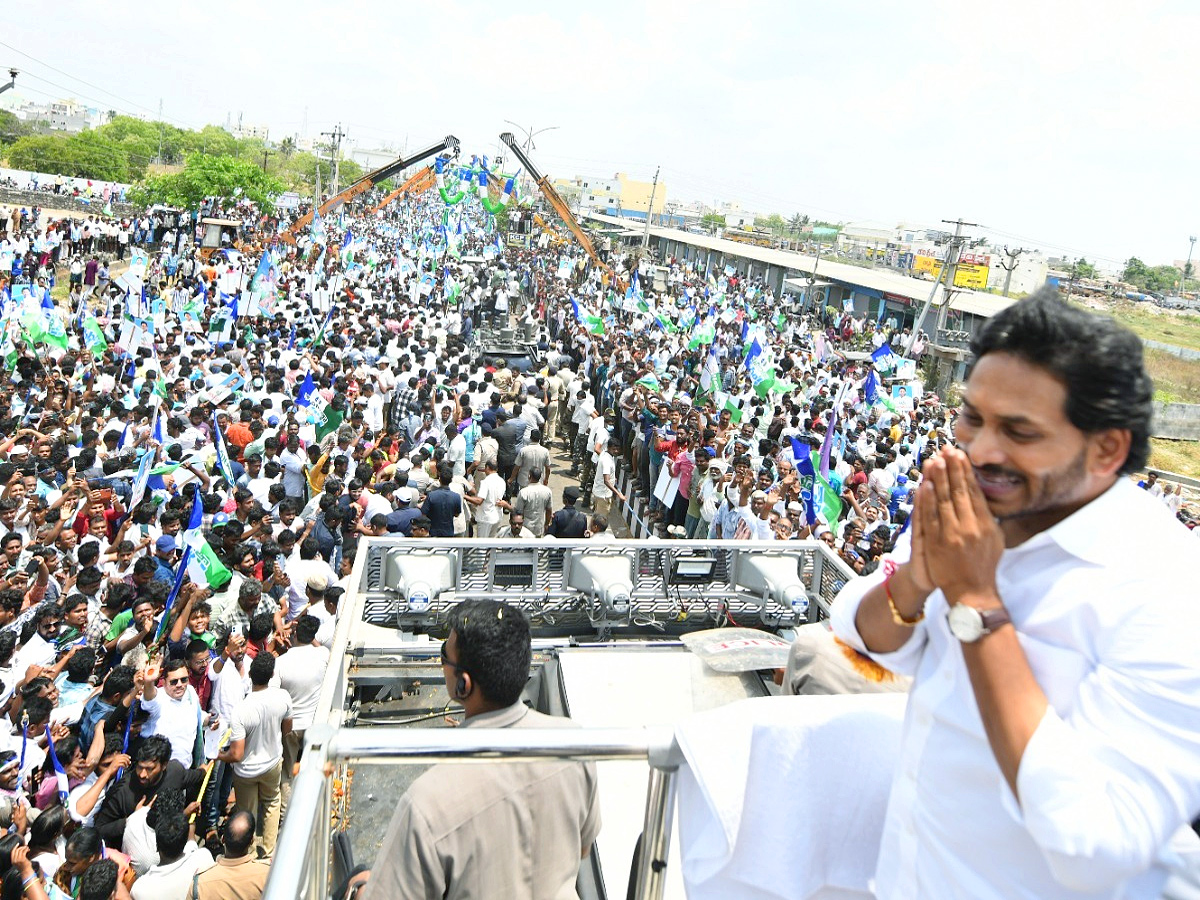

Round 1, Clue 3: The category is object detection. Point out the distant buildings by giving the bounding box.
[0,93,104,133]
[553,172,668,223]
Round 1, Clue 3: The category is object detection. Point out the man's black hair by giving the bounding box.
[969,286,1152,474]
[446,599,531,707]
[249,650,275,686]
[153,803,190,859]
[102,665,137,700]
[66,647,96,683]
[135,734,172,766]
[79,858,118,900]
[293,614,320,645]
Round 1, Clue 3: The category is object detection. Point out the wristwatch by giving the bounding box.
[946,603,1012,643]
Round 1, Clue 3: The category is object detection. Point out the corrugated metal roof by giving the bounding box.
[586,212,1016,318]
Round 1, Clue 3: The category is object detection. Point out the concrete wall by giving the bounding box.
[0,187,136,219]
[1144,339,1200,362]
[1151,401,1200,441]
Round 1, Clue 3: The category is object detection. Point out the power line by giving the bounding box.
[15,72,197,131]
[0,40,167,120]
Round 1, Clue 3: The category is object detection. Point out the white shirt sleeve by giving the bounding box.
[1006,596,1200,892]
[827,530,929,677]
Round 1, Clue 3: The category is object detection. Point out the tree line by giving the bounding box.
[0,115,362,195]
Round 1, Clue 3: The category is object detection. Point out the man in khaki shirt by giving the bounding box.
[192,811,272,900]
[363,599,601,900]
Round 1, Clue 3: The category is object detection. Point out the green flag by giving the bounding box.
[43,315,68,351]
[775,310,787,331]
[635,373,660,391]
[716,392,743,424]
[315,405,344,443]
[183,532,232,591]
[802,451,844,524]
[19,312,47,346]
[582,314,605,335]
[687,322,715,351]
[82,316,108,355]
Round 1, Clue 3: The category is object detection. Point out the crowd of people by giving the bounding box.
[0,162,1195,900]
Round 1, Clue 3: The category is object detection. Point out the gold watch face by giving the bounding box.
[947,604,984,642]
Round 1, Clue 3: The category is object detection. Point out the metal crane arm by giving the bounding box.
[499,132,605,271]
[281,135,459,245]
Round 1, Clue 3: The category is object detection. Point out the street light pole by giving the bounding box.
[0,69,17,97]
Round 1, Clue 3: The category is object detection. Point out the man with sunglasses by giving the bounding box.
[140,657,209,768]
[363,599,601,900]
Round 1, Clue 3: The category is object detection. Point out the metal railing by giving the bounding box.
[263,725,683,900]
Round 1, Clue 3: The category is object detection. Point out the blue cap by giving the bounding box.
[212,512,230,527]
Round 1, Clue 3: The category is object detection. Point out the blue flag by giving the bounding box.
[295,371,316,408]
[863,370,882,406]
[871,343,897,373]
[287,324,296,351]
[45,725,69,803]
[154,544,192,643]
[744,337,762,371]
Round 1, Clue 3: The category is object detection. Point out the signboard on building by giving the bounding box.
[913,253,988,290]
[953,263,990,290]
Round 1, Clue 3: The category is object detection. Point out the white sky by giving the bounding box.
[6,0,1198,269]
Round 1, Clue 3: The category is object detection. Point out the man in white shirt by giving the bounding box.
[273,615,329,807]
[465,459,508,539]
[831,290,1200,899]
[140,658,207,768]
[218,651,293,856]
[130,806,215,900]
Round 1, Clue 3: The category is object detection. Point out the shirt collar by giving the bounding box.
[1016,477,1132,565]
[462,701,529,729]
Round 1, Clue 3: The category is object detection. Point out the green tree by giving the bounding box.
[1122,257,1150,284]
[754,213,788,234]
[278,136,297,159]
[180,126,238,158]
[787,213,806,235]
[5,132,135,182]
[1074,258,1097,279]
[700,213,725,234]
[127,154,284,212]
[94,116,189,166]
[0,110,29,146]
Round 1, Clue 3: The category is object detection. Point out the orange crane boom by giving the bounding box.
[280,135,459,245]
[370,166,437,213]
[499,132,609,274]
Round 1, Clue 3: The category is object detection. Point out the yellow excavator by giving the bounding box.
[499,132,612,279]
[279,135,459,245]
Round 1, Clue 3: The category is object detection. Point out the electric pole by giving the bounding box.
[1182,236,1196,296]
[321,125,346,195]
[642,165,660,250]
[934,218,979,333]
[998,246,1027,297]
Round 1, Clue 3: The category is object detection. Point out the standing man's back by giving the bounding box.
[363,599,600,900]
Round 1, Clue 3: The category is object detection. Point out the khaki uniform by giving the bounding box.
[364,702,601,900]
[191,854,272,900]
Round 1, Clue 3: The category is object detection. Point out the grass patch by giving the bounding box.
[1145,348,1200,405]
[1149,438,1200,478]
[1098,301,1200,352]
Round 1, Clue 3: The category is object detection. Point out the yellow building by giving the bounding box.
[614,173,667,219]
